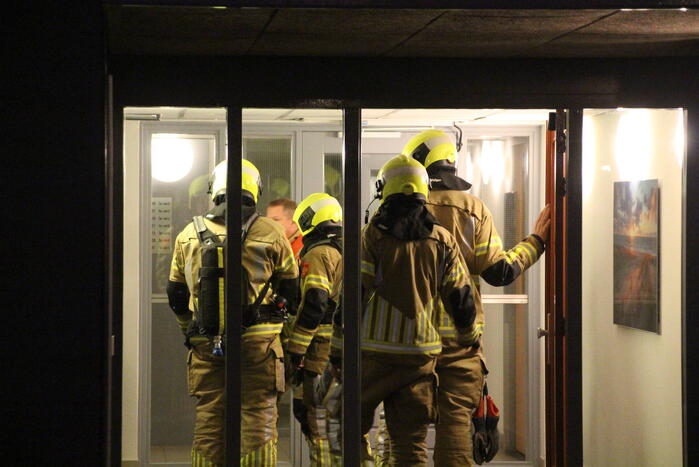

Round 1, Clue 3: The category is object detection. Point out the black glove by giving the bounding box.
[286,352,305,386]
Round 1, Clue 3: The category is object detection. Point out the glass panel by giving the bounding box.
[360,109,546,465]
[582,109,684,465]
[324,152,343,205]
[244,136,293,209]
[481,304,529,462]
[465,137,530,296]
[243,108,343,466]
[122,107,227,465]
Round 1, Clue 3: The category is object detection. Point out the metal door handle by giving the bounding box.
[537,327,549,339]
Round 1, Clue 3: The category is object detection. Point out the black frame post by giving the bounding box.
[566,108,584,466]
[683,105,698,467]
[342,107,362,465]
[226,107,243,465]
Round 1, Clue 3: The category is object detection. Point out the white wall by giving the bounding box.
[122,120,141,462]
[582,109,684,466]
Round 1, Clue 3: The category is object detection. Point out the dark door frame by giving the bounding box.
[107,55,698,466]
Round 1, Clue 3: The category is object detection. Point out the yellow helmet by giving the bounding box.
[402,129,457,169]
[293,193,342,236]
[376,155,429,203]
[209,159,262,203]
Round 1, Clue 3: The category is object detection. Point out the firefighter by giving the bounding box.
[266,197,304,261]
[285,193,343,466]
[403,129,551,466]
[167,159,299,466]
[333,154,478,466]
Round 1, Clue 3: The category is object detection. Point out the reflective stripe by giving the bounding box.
[444,261,464,284]
[310,196,339,213]
[425,133,454,150]
[289,334,313,347]
[520,241,538,261]
[242,163,260,183]
[383,164,428,181]
[305,274,331,292]
[514,244,533,264]
[217,247,225,335]
[276,252,296,272]
[361,339,442,354]
[361,260,375,276]
[475,237,503,256]
[243,323,284,336]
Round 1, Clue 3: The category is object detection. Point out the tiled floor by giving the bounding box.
[150,392,294,465]
[150,445,190,463]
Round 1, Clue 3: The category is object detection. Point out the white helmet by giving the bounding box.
[208,159,262,204]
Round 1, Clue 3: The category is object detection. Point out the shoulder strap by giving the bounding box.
[241,212,274,314]
[241,212,259,245]
[193,216,222,247]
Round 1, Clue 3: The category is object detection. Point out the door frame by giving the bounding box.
[136,121,225,465]
[107,54,697,467]
[361,122,545,464]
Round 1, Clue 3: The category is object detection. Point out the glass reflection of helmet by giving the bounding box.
[375,155,430,203]
[402,129,457,170]
[293,193,343,236]
[208,159,263,204]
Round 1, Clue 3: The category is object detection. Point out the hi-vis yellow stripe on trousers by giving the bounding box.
[308,437,333,466]
[217,247,224,335]
[191,448,219,467]
[240,438,277,466]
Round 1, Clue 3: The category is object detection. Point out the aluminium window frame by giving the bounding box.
[108,55,697,467]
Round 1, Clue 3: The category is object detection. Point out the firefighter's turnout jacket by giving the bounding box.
[358,222,476,360]
[170,215,298,339]
[426,187,545,346]
[169,213,298,466]
[287,240,343,373]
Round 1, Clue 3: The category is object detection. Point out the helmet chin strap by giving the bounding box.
[364,193,381,225]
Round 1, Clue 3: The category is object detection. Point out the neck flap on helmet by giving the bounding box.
[204,201,258,226]
[427,164,472,191]
[371,195,437,241]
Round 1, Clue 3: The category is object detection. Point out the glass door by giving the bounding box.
[360,109,549,466]
[122,107,227,466]
[242,108,344,467]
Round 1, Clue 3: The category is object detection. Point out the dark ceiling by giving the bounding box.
[106,6,699,57]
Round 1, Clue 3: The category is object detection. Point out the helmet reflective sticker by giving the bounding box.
[294,193,343,236]
[402,130,458,169]
[210,159,262,203]
[378,155,430,202]
[209,160,227,201]
[242,159,262,203]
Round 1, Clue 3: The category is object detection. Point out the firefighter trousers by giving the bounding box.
[433,339,486,467]
[187,333,285,466]
[360,353,438,467]
[290,334,337,466]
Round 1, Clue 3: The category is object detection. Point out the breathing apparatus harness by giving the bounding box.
[192,205,289,356]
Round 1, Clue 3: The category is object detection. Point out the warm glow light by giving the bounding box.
[601,165,612,172]
[151,135,194,183]
[614,109,651,181]
[582,116,596,201]
[480,140,505,192]
[675,109,685,168]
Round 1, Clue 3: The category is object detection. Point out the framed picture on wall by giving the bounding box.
[613,179,660,333]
